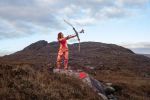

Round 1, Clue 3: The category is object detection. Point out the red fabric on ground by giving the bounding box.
[79,72,87,79]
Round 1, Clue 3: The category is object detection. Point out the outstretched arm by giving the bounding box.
[58,35,76,42]
[66,34,77,40]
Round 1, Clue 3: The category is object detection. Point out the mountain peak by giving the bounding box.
[23,40,48,51]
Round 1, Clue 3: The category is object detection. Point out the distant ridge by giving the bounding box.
[143,54,150,58]
[0,40,150,75]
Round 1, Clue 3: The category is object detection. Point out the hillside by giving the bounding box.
[0,40,150,100]
[0,40,150,75]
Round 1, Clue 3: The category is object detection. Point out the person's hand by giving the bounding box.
[66,35,70,39]
[78,38,80,41]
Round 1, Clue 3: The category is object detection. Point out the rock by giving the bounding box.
[106,83,113,86]
[105,86,116,95]
[53,69,117,100]
[98,93,108,100]
[107,94,117,100]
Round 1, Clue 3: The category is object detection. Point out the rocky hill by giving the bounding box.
[0,40,150,75]
[0,40,150,100]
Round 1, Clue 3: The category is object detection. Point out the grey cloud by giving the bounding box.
[0,0,36,6]
[0,0,149,39]
[0,0,64,39]
[0,6,62,28]
[117,0,149,7]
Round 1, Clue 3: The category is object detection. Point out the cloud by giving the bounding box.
[0,49,13,56]
[0,0,149,39]
[121,42,150,48]
[0,0,36,6]
[117,0,149,7]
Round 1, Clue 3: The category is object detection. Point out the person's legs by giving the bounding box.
[57,51,63,69]
[64,51,69,69]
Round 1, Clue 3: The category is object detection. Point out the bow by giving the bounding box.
[64,20,84,52]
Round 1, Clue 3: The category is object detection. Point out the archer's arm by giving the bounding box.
[66,34,77,40]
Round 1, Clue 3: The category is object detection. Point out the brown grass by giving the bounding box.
[0,64,102,100]
[95,70,150,100]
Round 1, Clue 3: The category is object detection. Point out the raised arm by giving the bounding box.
[66,34,77,40]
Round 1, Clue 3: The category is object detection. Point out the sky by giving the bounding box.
[0,0,150,56]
